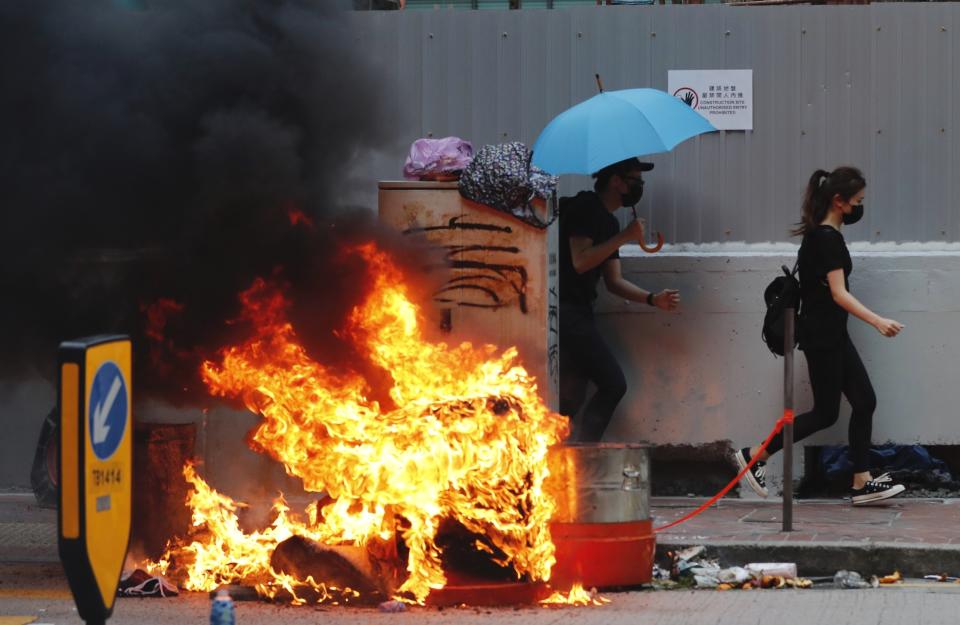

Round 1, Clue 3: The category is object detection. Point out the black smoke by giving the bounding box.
[0,0,416,405]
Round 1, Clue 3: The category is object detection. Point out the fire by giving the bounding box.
[286,208,314,228]
[156,242,569,603]
[147,463,353,604]
[540,583,610,607]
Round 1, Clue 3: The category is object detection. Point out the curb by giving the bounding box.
[655,539,960,577]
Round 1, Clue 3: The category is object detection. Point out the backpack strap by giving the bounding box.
[779,251,802,312]
[782,251,800,278]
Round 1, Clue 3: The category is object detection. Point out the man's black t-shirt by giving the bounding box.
[559,191,621,307]
[798,225,852,351]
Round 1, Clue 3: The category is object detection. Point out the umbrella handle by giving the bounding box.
[639,231,665,254]
[630,205,664,253]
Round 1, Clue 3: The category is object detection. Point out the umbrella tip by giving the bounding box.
[595,73,604,94]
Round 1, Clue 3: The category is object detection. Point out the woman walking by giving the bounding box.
[736,166,906,505]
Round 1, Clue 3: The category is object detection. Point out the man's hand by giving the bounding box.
[653,289,680,311]
[622,218,645,244]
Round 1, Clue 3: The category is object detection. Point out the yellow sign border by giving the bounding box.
[84,340,132,611]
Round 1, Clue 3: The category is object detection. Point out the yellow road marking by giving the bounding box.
[0,589,73,600]
[0,617,37,625]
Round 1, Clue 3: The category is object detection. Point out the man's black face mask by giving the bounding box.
[621,177,644,207]
[843,202,865,225]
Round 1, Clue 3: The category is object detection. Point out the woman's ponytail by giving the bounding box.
[792,167,865,236]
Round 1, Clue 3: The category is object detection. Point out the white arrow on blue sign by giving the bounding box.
[88,361,128,461]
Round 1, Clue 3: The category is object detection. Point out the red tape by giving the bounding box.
[653,414,791,533]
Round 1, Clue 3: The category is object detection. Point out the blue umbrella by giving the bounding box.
[531,86,717,176]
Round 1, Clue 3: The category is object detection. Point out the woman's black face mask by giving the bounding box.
[621,176,645,207]
[843,202,865,225]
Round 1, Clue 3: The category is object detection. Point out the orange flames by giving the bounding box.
[286,208,314,228]
[540,583,610,607]
[155,242,569,603]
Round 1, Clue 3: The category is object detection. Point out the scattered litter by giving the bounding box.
[651,563,678,590]
[378,600,407,613]
[665,547,812,591]
[717,567,752,585]
[673,546,706,562]
[668,547,720,588]
[652,563,672,581]
[693,575,719,589]
[745,562,798,579]
[117,569,178,598]
[834,570,879,589]
[650,579,679,590]
[786,578,813,589]
[923,574,960,582]
[878,571,902,584]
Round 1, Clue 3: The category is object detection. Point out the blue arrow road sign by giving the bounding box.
[88,361,128,461]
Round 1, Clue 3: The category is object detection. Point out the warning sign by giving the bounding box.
[59,335,132,625]
[668,69,753,131]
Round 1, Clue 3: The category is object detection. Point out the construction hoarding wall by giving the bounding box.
[355,4,960,482]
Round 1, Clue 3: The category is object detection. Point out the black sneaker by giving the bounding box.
[850,473,905,506]
[734,447,768,498]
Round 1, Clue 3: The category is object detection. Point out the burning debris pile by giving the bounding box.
[150,243,569,604]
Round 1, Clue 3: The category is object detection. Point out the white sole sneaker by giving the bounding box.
[851,483,906,506]
[734,448,768,498]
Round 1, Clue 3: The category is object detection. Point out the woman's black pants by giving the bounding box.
[766,336,877,472]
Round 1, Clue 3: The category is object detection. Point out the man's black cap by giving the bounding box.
[592,157,654,180]
[591,158,654,193]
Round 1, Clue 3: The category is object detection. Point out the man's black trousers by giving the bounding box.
[558,303,627,442]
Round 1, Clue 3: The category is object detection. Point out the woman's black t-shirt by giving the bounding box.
[798,225,852,351]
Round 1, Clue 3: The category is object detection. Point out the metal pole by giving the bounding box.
[782,307,795,531]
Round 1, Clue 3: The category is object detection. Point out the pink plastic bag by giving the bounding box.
[403,137,473,181]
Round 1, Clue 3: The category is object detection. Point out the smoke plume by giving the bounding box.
[0,0,415,405]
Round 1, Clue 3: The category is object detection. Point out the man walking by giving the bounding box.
[559,157,680,442]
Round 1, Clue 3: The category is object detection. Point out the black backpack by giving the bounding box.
[761,259,801,356]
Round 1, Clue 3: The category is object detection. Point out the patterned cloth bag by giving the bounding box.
[458,142,559,228]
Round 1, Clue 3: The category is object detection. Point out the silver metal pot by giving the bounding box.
[546,443,650,524]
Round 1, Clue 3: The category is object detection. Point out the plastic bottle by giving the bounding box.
[210,588,235,625]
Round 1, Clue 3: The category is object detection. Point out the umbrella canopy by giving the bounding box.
[531,88,717,176]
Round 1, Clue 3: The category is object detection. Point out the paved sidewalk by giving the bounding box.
[0,494,56,563]
[2,492,958,579]
[653,497,960,577]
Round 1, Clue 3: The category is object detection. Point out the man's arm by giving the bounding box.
[602,258,680,311]
[569,219,645,274]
